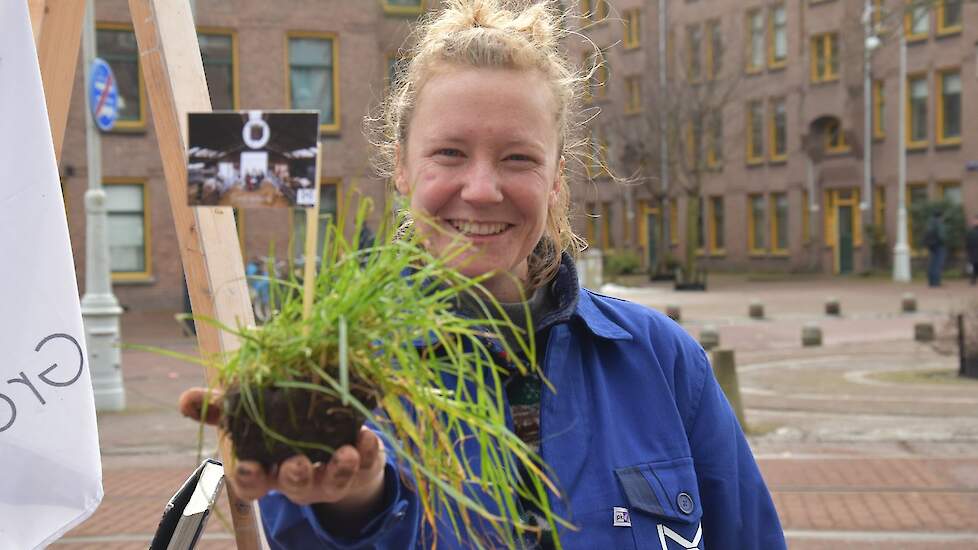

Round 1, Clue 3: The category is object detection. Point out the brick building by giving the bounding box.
[62,0,976,311]
[576,0,977,277]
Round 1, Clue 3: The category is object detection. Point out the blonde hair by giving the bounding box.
[368,0,589,291]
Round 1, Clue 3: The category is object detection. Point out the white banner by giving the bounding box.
[0,2,104,549]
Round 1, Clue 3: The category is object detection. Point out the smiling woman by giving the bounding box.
[182,1,788,549]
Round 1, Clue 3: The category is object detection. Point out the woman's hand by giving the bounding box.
[178,388,388,534]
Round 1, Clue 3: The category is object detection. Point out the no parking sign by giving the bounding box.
[88,57,119,131]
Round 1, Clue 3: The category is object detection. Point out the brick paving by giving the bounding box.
[45,275,978,548]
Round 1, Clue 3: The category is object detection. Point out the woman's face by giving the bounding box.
[396,67,562,301]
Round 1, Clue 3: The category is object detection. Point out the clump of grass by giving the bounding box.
[198,197,568,548]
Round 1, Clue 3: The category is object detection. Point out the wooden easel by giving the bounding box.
[29,0,263,546]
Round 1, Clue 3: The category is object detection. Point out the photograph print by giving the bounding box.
[188,110,320,208]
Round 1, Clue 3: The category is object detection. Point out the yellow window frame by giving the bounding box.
[905,72,929,150]
[686,24,703,83]
[708,196,725,255]
[705,19,721,80]
[873,79,886,139]
[745,9,765,74]
[382,0,425,16]
[601,202,613,249]
[904,1,931,41]
[801,189,811,244]
[935,68,961,146]
[104,177,152,282]
[810,33,839,83]
[768,97,788,162]
[873,186,886,229]
[95,22,147,132]
[706,110,723,169]
[197,27,240,110]
[747,193,767,255]
[582,0,608,22]
[769,192,789,255]
[825,118,850,154]
[624,75,642,114]
[746,100,765,165]
[285,31,341,134]
[936,0,963,35]
[767,4,788,70]
[623,9,641,49]
[669,198,679,246]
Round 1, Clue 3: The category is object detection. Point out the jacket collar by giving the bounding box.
[546,253,633,341]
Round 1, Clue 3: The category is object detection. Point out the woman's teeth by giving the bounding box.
[448,220,509,236]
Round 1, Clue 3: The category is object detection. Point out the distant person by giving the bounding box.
[923,210,948,287]
[966,213,978,286]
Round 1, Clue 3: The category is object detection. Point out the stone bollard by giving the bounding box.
[710,349,745,427]
[901,293,917,313]
[665,304,681,322]
[801,322,822,347]
[914,322,934,342]
[825,297,841,316]
[699,324,720,351]
[748,299,764,319]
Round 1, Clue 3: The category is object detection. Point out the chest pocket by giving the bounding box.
[614,457,704,550]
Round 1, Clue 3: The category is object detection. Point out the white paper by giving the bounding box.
[0,2,104,548]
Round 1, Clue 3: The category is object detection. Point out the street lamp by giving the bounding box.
[892,12,911,282]
[862,0,880,272]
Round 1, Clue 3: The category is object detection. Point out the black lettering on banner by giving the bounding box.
[35,333,84,387]
[0,393,15,432]
[7,371,46,405]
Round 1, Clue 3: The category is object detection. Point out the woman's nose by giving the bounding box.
[459,160,503,204]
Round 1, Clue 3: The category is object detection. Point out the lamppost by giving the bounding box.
[892,12,911,282]
[862,0,881,272]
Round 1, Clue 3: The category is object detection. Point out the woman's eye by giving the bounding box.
[435,148,463,158]
[505,154,534,163]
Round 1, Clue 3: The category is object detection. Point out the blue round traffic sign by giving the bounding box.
[89,58,119,132]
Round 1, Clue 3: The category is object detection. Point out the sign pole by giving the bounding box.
[127,0,262,546]
[302,143,323,324]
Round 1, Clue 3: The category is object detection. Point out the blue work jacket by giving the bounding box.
[259,262,786,549]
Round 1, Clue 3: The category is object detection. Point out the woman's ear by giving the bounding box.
[394,143,409,195]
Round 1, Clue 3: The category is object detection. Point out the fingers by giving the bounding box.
[229,461,274,501]
[178,387,223,425]
[356,427,384,474]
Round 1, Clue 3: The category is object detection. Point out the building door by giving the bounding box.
[837,204,854,274]
[646,211,660,274]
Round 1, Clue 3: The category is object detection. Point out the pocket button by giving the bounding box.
[676,492,694,515]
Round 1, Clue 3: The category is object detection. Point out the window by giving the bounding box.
[287,33,340,132]
[624,76,642,114]
[873,80,886,139]
[706,19,723,80]
[669,199,679,245]
[105,180,150,280]
[746,9,765,73]
[586,201,612,249]
[907,73,928,148]
[383,0,424,16]
[587,129,610,178]
[801,189,811,243]
[905,1,931,40]
[825,118,849,153]
[709,196,725,253]
[293,180,340,260]
[936,69,961,145]
[907,183,928,250]
[685,116,704,169]
[748,194,767,253]
[746,100,765,164]
[771,193,789,253]
[768,4,787,69]
[707,109,724,168]
[624,9,641,49]
[769,97,787,161]
[197,30,237,110]
[601,202,613,248]
[873,186,886,228]
[940,181,962,204]
[695,198,706,252]
[582,0,608,22]
[937,0,963,35]
[686,24,703,82]
[810,33,839,82]
[96,24,144,130]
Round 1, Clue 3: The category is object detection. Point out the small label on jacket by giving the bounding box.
[613,507,631,527]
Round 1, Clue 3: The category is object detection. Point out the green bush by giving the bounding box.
[604,249,642,276]
[911,199,965,256]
